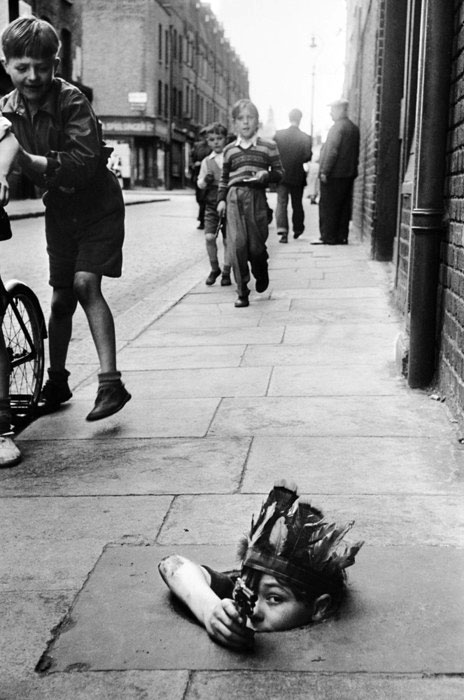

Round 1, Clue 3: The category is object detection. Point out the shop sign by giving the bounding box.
[102,120,154,134]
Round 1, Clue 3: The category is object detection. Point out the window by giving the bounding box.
[158,80,163,115]
[59,28,72,81]
[164,84,168,118]
[165,29,169,64]
[158,24,163,62]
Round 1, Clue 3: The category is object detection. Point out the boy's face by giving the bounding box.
[248,574,313,632]
[207,133,226,154]
[235,107,258,140]
[3,55,59,105]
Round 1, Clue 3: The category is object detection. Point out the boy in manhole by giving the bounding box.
[159,480,363,650]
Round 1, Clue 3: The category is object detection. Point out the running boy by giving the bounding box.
[159,480,363,650]
[0,17,130,422]
[217,99,283,308]
[197,122,231,287]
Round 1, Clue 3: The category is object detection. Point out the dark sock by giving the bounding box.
[0,399,12,434]
[48,368,70,385]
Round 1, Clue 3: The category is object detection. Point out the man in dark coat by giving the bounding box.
[314,98,360,245]
[274,108,312,243]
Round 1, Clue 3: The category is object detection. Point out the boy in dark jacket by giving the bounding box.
[0,17,130,422]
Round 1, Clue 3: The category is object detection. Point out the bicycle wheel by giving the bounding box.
[2,281,46,421]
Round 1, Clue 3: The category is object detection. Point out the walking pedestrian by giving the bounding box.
[274,108,312,243]
[190,128,211,230]
[197,122,232,287]
[159,479,363,650]
[0,16,131,422]
[217,99,283,308]
[313,98,360,245]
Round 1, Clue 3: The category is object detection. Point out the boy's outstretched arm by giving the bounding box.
[0,130,21,206]
[158,554,254,650]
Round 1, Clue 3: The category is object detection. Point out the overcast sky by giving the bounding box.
[207,0,347,138]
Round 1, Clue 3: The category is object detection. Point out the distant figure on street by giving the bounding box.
[313,98,360,245]
[273,108,312,243]
[197,122,232,287]
[0,17,131,422]
[159,480,363,651]
[191,128,211,230]
[217,99,283,308]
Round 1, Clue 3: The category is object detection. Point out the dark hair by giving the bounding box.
[2,17,60,60]
[206,122,228,138]
[231,98,259,121]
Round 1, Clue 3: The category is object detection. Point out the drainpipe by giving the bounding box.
[408,0,453,388]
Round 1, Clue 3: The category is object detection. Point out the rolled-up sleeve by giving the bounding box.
[0,116,12,142]
[44,92,104,189]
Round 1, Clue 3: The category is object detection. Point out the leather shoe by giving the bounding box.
[293,231,303,239]
[279,235,288,243]
[234,296,249,308]
[255,270,269,293]
[205,269,221,285]
[86,382,131,421]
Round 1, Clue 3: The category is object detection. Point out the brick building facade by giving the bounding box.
[0,0,249,190]
[81,0,248,188]
[344,2,464,426]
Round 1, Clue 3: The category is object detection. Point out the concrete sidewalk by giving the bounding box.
[1,200,463,699]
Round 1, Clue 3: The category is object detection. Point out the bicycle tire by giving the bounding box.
[2,281,46,421]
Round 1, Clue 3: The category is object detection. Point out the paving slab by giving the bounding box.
[1,437,250,496]
[243,436,464,494]
[280,321,400,346]
[268,364,403,395]
[1,671,189,700]
[38,544,464,674]
[19,398,220,439]
[186,672,464,700]
[134,326,285,346]
[77,367,272,399]
[208,395,453,437]
[157,494,464,547]
[1,495,172,589]
[0,590,74,687]
[117,344,246,370]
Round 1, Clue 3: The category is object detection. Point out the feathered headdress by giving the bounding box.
[237,480,364,594]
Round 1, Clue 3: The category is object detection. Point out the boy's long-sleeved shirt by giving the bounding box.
[0,77,112,191]
[197,151,223,190]
[217,136,283,202]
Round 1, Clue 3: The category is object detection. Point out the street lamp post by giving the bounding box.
[309,35,318,141]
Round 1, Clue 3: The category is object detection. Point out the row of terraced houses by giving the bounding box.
[0,0,249,193]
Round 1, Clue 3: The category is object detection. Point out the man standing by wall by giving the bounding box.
[274,108,312,244]
[314,99,360,245]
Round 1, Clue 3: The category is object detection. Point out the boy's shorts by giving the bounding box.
[44,169,125,288]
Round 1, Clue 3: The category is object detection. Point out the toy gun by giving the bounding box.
[232,575,257,624]
[215,211,225,238]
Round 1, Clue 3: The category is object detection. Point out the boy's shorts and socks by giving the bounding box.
[0,397,21,467]
[204,206,231,287]
[41,367,131,421]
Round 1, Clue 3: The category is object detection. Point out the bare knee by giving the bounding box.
[73,272,102,308]
[51,288,77,318]
[205,233,217,244]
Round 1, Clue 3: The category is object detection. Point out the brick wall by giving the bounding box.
[437,0,464,423]
[345,0,383,251]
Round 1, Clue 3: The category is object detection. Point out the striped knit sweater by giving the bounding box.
[217,137,283,202]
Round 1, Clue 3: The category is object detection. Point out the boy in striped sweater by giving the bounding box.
[197,122,231,287]
[217,100,283,308]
